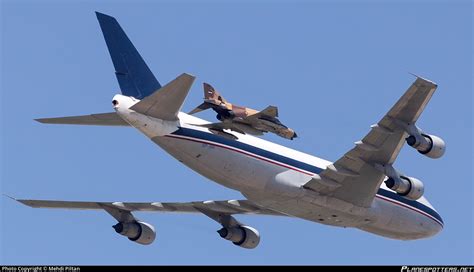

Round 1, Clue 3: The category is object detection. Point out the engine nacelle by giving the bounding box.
[385,175,424,200]
[217,225,260,249]
[406,133,446,159]
[113,221,156,245]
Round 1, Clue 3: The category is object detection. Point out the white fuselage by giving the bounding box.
[114,95,443,240]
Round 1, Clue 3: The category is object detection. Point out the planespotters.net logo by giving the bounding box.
[402,267,474,272]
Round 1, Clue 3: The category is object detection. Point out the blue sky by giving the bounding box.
[1,0,472,265]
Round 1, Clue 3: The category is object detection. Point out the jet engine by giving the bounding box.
[112,221,156,245]
[217,225,260,249]
[406,133,445,159]
[384,175,424,201]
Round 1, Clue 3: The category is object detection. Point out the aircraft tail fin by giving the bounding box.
[188,83,228,115]
[130,73,195,121]
[96,12,161,99]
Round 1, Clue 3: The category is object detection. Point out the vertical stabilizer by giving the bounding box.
[96,12,161,99]
[203,83,227,103]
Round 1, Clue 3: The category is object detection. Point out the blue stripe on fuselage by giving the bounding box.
[377,189,443,224]
[174,127,322,174]
[171,127,443,225]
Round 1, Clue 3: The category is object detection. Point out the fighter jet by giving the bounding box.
[189,83,298,140]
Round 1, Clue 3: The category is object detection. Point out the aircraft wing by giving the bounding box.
[35,112,130,126]
[14,198,282,222]
[303,77,438,207]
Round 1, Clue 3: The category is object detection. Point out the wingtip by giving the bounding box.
[2,194,31,207]
[3,194,16,201]
[408,72,438,87]
[181,72,196,80]
[2,194,23,204]
[34,118,46,124]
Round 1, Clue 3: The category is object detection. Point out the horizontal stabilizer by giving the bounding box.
[130,73,195,121]
[35,112,129,126]
[188,102,211,115]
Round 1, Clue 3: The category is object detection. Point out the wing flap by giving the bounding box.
[35,112,129,126]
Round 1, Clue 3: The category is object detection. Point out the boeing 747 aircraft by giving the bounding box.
[13,12,445,249]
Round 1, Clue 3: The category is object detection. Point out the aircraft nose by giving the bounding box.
[420,216,443,239]
[432,215,444,234]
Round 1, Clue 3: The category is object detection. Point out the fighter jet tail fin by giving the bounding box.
[189,83,228,115]
[203,83,227,104]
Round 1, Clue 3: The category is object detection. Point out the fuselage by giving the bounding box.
[114,94,443,240]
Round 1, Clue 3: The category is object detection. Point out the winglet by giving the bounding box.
[96,12,161,99]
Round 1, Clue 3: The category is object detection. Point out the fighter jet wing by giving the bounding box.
[247,106,279,119]
[303,77,438,208]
